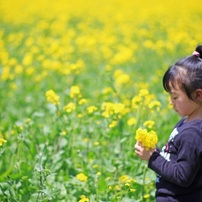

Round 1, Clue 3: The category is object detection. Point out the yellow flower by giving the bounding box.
[78,98,88,105]
[143,120,155,129]
[22,53,32,66]
[130,188,136,192]
[148,100,161,111]
[93,164,99,169]
[109,120,117,128]
[132,89,159,110]
[103,87,113,95]
[77,113,83,118]
[83,138,89,143]
[79,195,89,202]
[127,117,137,126]
[87,105,98,114]
[131,95,142,109]
[135,128,158,150]
[96,172,101,176]
[101,102,126,118]
[0,137,7,146]
[114,185,121,191]
[25,118,31,124]
[113,103,125,114]
[64,102,76,113]
[94,141,100,146]
[45,90,60,105]
[76,173,88,182]
[125,183,130,187]
[111,47,133,65]
[70,85,81,98]
[60,131,67,136]
[113,69,131,86]
[139,89,149,97]
[101,102,114,118]
[119,175,133,183]
[143,194,150,199]
[115,73,130,85]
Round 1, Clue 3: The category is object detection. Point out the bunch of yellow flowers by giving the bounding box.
[135,128,158,150]
[45,90,60,105]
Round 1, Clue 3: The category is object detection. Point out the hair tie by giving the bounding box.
[192,51,200,57]
[192,51,202,61]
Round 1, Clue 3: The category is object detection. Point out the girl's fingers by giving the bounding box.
[134,142,143,151]
[134,142,143,156]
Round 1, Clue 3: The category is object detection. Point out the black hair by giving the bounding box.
[163,44,202,100]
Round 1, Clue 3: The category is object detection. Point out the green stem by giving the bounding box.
[142,164,147,201]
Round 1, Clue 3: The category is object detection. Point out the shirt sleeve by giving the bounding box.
[148,127,202,187]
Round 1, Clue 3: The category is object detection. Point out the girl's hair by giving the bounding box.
[163,44,202,100]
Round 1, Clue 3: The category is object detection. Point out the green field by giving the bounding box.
[0,0,202,201]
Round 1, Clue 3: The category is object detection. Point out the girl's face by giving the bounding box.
[169,82,198,119]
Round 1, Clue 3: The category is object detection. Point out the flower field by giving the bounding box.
[0,0,201,201]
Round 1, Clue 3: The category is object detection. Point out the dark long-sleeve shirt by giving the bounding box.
[148,119,202,202]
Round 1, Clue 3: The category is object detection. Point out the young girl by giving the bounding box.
[135,45,202,202]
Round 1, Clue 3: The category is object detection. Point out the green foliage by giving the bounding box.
[0,0,201,201]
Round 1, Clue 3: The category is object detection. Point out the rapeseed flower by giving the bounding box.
[111,47,133,65]
[76,173,88,182]
[130,188,136,192]
[139,89,149,97]
[103,87,113,95]
[127,117,137,126]
[101,102,126,118]
[113,103,125,114]
[131,95,142,109]
[149,100,161,112]
[101,102,115,118]
[113,69,131,86]
[132,89,161,112]
[70,86,81,98]
[143,194,150,199]
[96,172,101,176]
[119,175,135,185]
[83,138,89,143]
[64,102,76,113]
[119,175,130,183]
[143,120,155,129]
[93,164,99,169]
[22,53,33,66]
[45,90,60,105]
[79,195,89,202]
[135,128,158,150]
[78,98,88,105]
[1,66,12,81]
[115,72,130,86]
[109,120,117,128]
[94,141,100,146]
[60,131,67,136]
[87,105,98,114]
[0,137,7,146]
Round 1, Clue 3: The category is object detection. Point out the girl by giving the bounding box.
[135,45,202,202]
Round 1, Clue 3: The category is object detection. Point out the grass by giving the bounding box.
[0,0,202,201]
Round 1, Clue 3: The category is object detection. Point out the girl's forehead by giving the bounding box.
[168,80,181,90]
[168,80,184,94]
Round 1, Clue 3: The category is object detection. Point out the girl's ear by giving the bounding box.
[195,89,202,101]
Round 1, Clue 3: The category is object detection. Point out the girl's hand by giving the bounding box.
[134,141,156,161]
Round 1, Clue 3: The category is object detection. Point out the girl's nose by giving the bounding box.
[169,98,173,105]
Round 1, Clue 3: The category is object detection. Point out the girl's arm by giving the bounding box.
[135,128,202,187]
